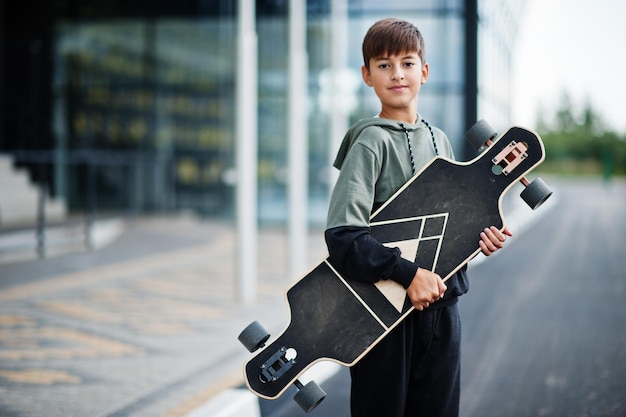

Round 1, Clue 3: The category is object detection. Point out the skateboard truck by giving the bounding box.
[259,346,326,412]
[491,140,528,176]
[260,346,296,383]
[465,119,553,210]
[239,321,327,412]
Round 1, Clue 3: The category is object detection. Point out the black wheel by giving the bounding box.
[238,321,270,353]
[465,119,498,151]
[520,177,553,209]
[293,380,327,413]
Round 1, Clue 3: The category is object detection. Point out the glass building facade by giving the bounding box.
[477,0,526,129]
[2,0,526,225]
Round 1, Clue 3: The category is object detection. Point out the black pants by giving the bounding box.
[350,302,461,417]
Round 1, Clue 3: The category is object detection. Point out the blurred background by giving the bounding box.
[5,0,617,231]
[0,1,625,416]
[1,0,623,230]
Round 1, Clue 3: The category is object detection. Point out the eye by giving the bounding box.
[378,63,390,69]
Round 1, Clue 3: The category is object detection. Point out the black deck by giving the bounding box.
[244,127,545,399]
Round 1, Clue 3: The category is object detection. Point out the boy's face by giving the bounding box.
[361,51,429,119]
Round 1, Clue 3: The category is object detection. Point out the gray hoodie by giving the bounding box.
[328,115,454,229]
[325,115,468,297]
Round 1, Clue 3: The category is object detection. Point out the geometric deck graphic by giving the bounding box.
[370,213,449,312]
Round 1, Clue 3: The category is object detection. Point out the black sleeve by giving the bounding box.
[325,225,418,288]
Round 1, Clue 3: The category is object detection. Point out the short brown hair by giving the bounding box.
[362,18,426,70]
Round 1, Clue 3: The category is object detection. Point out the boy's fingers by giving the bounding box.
[479,234,498,255]
[437,279,447,298]
[490,226,512,242]
[480,225,513,256]
[480,231,498,251]
[486,227,506,246]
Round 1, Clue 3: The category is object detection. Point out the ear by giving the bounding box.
[421,62,429,85]
[361,65,373,87]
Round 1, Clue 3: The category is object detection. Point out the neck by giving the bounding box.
[378,106,418,124]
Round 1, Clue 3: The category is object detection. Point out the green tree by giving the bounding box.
[537,94,625,178]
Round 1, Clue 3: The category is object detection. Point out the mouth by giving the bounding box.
[389,85,407,92]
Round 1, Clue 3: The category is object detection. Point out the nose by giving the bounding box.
[391,66,404,80]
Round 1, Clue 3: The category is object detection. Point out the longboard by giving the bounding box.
[238,121,552,412]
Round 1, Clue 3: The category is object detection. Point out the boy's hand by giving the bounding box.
[406,226,512,310]
[407,268,447,311]
[479,226,513,256]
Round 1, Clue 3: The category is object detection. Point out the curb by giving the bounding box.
[0,217,125,264]
[185,389,261,417]
[185,362,341,417]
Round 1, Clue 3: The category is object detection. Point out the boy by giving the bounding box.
[325,18,511,417]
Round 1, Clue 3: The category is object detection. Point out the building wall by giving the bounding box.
[478,0,527,131]
[2,0,524,225]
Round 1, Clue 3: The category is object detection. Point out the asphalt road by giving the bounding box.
[265,178,626,417]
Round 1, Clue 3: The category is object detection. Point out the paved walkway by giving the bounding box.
[0,216,328,417]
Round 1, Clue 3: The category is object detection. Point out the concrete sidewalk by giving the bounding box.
[0,216,328,417]
[0,183,557,417]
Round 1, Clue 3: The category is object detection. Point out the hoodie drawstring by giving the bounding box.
[398,119,439,176]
